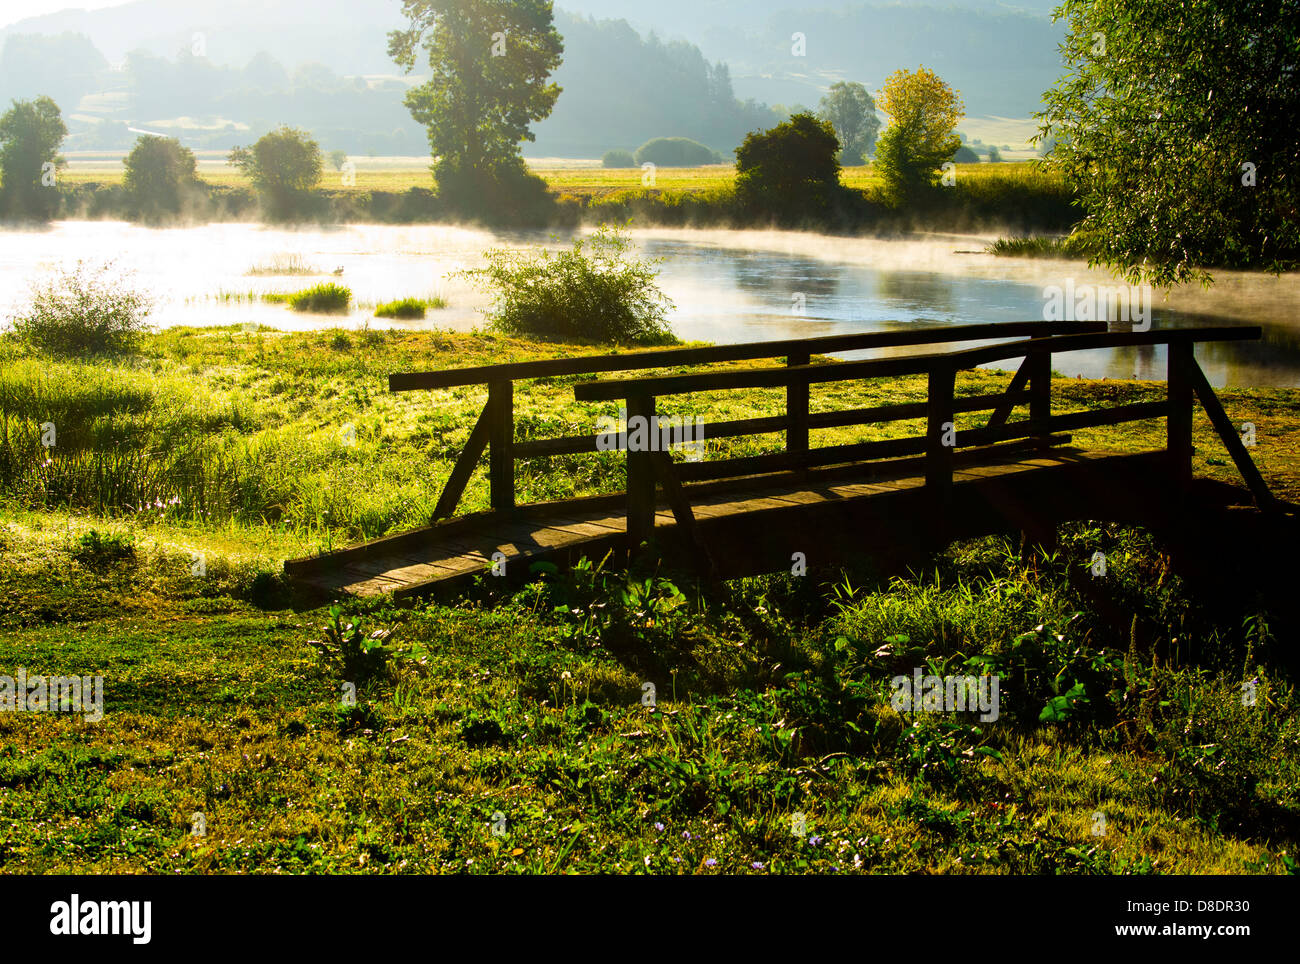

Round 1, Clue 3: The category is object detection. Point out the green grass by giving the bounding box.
[374,296,446,320]
[1,327,1298,874]
[289,283,351,314]
[245,254,320,276]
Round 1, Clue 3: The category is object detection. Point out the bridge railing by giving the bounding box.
[390,321,1105,520]
[567,326,1271,553]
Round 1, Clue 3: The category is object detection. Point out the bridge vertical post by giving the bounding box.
[1028,340,1051,447]
[488,379,515,513]
[786,352,810,459]
[626,393,656,561]
[1167,340,1194,489]
[926,361,956,508]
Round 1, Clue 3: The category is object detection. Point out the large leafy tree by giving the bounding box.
[734,112,841,224]
[0,96,67,221]
[818,81,881,165]
[388,0,563,215]
[1039,0,1299,285]
[228,125,322,221]
[124,135,200,223]
[873,66,963,202]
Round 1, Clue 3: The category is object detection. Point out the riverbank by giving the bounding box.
[47,161,1078,235]
[1,326,1298,874]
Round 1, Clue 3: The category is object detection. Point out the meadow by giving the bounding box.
[53,160,1078,233]
[0,327,1297,873]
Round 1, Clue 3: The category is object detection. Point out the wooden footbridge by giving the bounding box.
[285,321,1279,600]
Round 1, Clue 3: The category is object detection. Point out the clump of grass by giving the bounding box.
[245,253,318,276]
[289,283,351,314]
[986,234,1090,259]
[373,296,445,320]
[261,293,292,304]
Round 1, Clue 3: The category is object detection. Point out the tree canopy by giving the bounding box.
[873,66,964,202]
[124,135,200,223]
[0,96,67,221]
[818,81,881,165]
[1038,0,1299,285]
[227,125,322,220]
[388,0,563,215]
[734,112,841,224]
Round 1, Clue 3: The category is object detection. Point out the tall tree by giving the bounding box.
[0,96,67,221]
[818,81,881,165]
[124,135,201,223]
[1039,0,1299,285]
[228,125,322,221]
[873,66,963,203]
[388,0,563,217]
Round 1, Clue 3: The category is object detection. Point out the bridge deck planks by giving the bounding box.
[286,447,1165,599]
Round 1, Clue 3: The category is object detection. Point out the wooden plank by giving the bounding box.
[651,450,718,578]
[570,327,1261,403]
[488,379,515,512]
[432,401,492,520]
[390,321,1109,391]
[1187,360,1275,509]
[985,355,1034,429]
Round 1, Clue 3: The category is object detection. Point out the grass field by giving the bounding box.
[1,327,1296,874]
[57,159,1061,201]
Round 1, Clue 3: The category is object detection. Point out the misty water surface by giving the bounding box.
[1,221,1296,387]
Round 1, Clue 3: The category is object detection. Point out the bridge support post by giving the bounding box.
[626,393,656,561]
[926,362,956,515]
[1167,341,1194,490]
[787,352,810,460]
[1028,344,1051,447]
[488,379,515,513]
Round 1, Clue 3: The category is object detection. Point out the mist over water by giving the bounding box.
[1,221,1296,387]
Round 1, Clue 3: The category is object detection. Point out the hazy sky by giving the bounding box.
[1,1,131,29]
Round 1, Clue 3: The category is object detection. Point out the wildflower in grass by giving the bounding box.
[654,822,664,832]
[809,836,822,847]
[752,861,764,870]
[704,858,717,867]
[682,831,691,840]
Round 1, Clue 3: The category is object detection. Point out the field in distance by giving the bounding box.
[57,155,1056,198]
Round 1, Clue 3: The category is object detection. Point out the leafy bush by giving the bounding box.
[12,260,154,356]
[374,297,443,319]
[461,224,677,345]
[602,149,636,168]
[123,135,201,223]
[634,137,720,167]
[72,529,136,571]
[308,604,396,688]
[288,282,351,313]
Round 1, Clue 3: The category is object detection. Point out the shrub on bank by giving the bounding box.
[11,260,153,356]
[461,224,677,345]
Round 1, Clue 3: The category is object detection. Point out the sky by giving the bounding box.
[0,1,131,29]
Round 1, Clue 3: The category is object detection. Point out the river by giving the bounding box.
[2,220,1297,387]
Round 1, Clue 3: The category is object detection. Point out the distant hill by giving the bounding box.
[0,0,1066,156]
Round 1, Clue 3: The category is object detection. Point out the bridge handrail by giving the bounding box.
[570,326,1261,401]
[389,321,1105,392]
